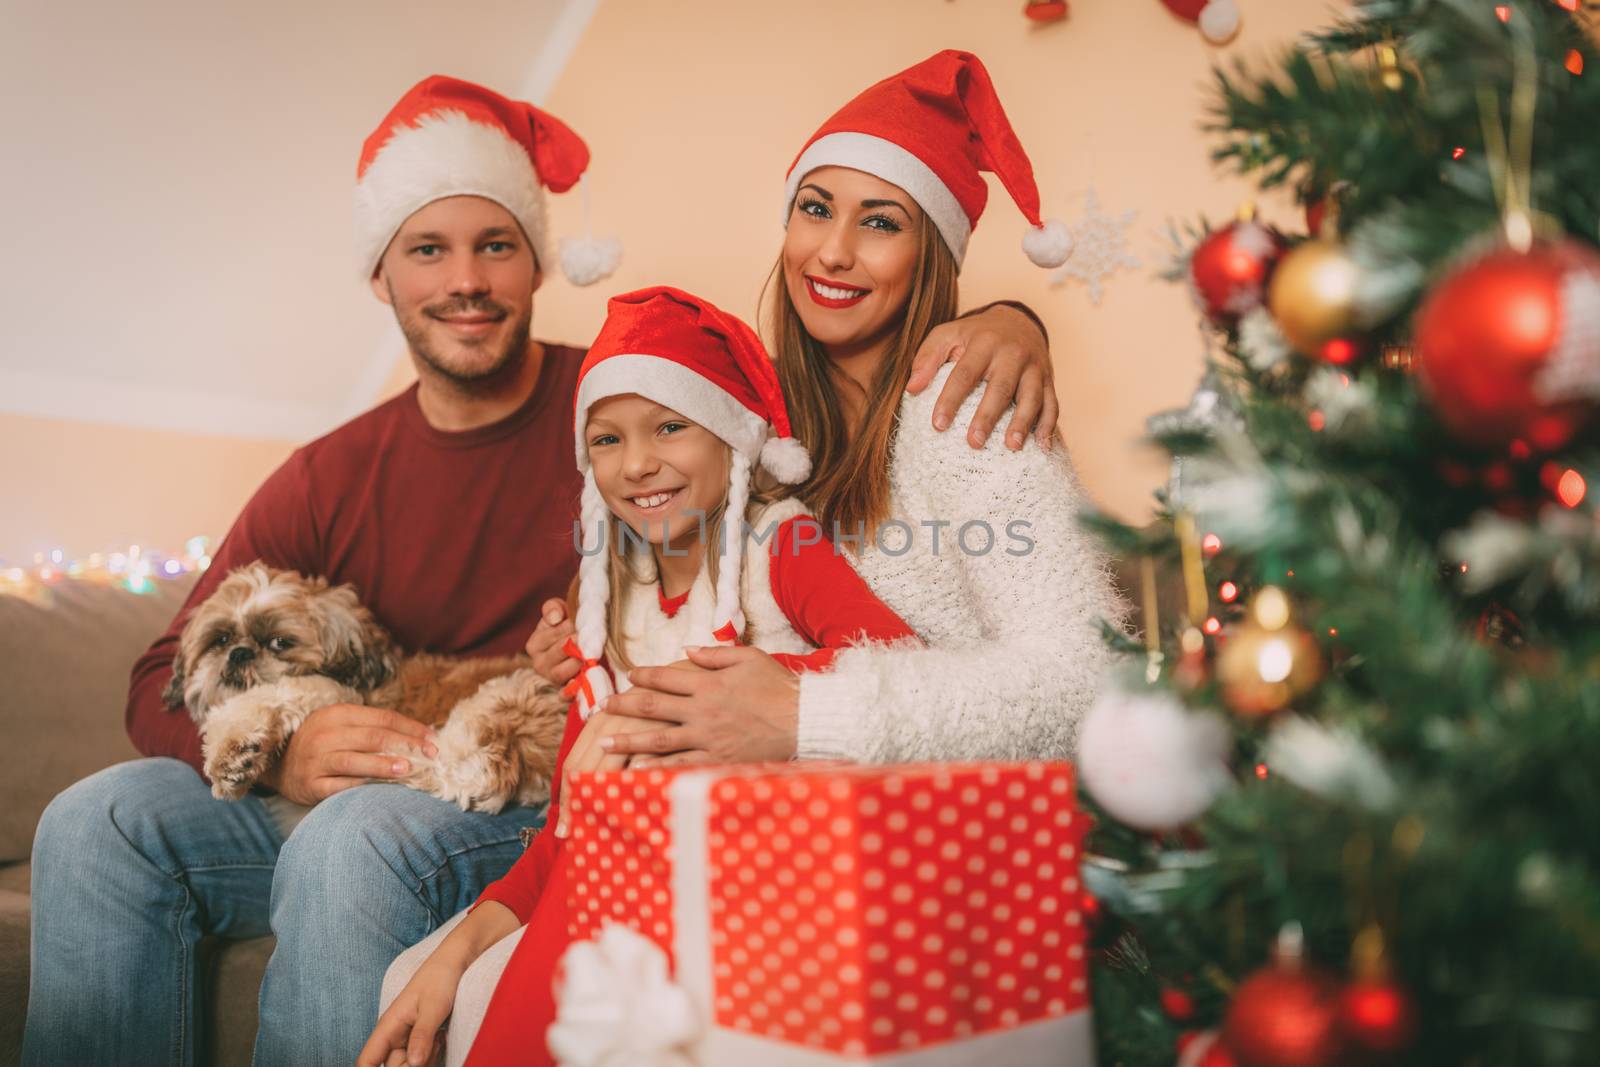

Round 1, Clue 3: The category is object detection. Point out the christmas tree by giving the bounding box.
[1079,2,1600,1065]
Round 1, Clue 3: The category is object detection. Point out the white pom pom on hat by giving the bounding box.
[760,434,813,485]
[1023,219,1074,268]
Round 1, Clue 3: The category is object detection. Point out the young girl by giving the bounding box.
[358,285,918,1067]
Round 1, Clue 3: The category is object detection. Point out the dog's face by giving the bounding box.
[165,563,398,721]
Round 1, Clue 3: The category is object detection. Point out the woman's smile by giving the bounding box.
[805,273,872,308]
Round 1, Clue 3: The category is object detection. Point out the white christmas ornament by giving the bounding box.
[1078,684,1233,831]
[1050,187,1142,305]
[1237,306,1292,372]
[1304,367,1378,435]
[1262,715,1396,811]
[1199,0,1241,45]
[548,923,700,1067]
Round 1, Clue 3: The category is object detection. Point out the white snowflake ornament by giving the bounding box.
[1050,187,1142,305]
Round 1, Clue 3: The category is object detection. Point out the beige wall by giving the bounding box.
[6,0,1346,564]
[0,415,291,565]
[509,0,1345,521]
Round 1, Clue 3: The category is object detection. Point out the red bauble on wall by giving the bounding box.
[1189,218,1288,328]
[1024,0,1069,21]
[1415,239,1600,452]
[1223,962,1344,1067]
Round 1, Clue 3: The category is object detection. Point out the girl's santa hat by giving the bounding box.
[566,286,811,719]
[782,50,1072,270]
[355,75,620,286]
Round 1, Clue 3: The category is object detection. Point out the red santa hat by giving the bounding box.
[355,75,620,286]
[566,286,811,719]
[782,50,1072,270]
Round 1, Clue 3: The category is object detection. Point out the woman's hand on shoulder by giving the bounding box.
[907,302,1058,453]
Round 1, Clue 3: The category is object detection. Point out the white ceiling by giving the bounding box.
[0,0,595,440]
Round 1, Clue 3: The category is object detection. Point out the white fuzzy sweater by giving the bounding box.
[796,365,1127,764]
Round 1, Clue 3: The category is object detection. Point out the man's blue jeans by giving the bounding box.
[22,757,541,1067]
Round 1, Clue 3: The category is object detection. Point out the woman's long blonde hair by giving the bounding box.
[762,217,959,540]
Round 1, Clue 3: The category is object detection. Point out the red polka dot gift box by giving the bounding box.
[555,761,1093,1065]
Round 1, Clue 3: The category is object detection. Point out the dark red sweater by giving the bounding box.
[126,344,586,775]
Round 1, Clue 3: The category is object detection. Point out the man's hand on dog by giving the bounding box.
[526,598,580,686]
[258,704,438,805]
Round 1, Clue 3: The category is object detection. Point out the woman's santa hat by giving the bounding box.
[355,75,620,286]
[566,286,811,719]
[782,50,1072,270]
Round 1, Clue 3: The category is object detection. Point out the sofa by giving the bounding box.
[0,572,271,1067]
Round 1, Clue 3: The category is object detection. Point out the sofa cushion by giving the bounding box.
[0,575,196,861]
[0,887,28,1065]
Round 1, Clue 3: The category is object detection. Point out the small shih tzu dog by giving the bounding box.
[166,562,566,812]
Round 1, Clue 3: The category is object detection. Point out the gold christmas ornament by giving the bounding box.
[1268,239,1362,355]
[1377,44,1404,91]
[1217,587,1325,716]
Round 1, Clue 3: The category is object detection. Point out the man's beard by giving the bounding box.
[396,292,533,391]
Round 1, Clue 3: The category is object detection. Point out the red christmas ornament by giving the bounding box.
[1474,602,1526,650]
[1339,979,1418,1055]
[1024,0,1069,21]
[1178,1030,1241,1067]
[1162,986,1199,1021]
[1189,218,1287,328]
[1223,962,1344,1067]
[1198,1043,1241,1067]
[1079,889,1103,929]
[1316,337,1362,367]
[1415,239,1600,452]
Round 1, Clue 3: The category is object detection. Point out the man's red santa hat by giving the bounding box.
[566,286,811,720]
[355,75,619,285]
[783,50,1072,270]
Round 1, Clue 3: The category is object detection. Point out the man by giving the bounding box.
[24,75,1055,1066]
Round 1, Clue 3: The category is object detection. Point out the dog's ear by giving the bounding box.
[161,656,187,711]
[313,583,399,693]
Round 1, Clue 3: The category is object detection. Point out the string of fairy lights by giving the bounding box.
[0,537,213,602]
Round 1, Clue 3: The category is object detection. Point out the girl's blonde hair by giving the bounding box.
[762,216,959,540]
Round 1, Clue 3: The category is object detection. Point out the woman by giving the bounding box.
[552,50,1124,780]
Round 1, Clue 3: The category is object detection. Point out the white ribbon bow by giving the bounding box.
[547,923,701,1067]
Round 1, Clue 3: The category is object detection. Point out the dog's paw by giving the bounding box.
[406,731,512,814]
[205,737,268,800]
